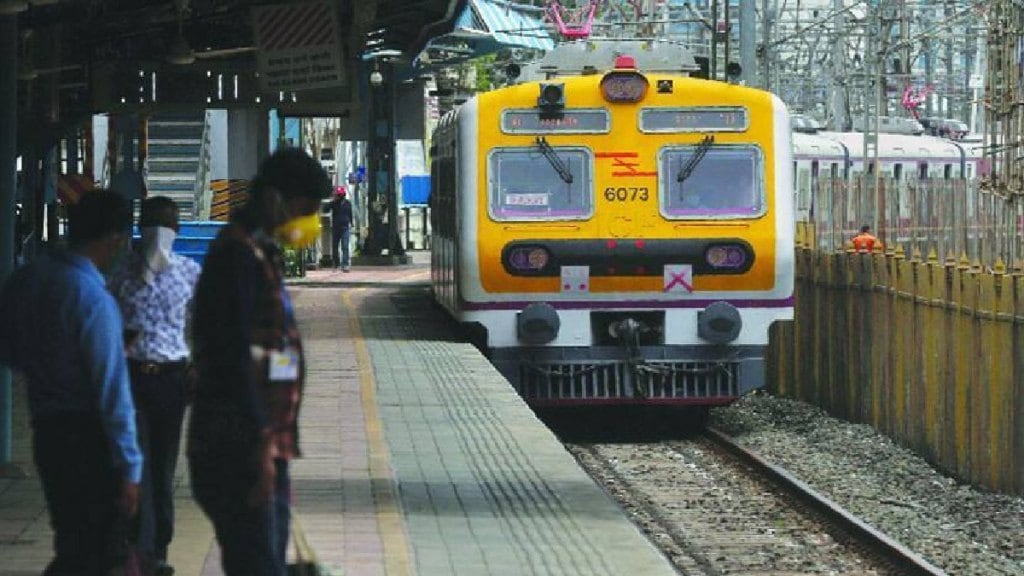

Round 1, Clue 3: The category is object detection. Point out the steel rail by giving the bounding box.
[704,426,948,576]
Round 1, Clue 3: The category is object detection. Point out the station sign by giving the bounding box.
[253,1,346,93]
[501,109,611,134]
[640,107,749,133]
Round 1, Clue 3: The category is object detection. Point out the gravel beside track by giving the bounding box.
[571,438,896,575]
[711,393,1024,575]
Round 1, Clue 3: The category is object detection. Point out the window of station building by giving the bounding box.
[488,147,593,221]
[658,145,764,219]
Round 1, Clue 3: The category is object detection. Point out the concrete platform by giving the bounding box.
[0,258,676,575]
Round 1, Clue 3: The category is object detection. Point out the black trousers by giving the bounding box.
[32,413,124,575]
[129,362,189,562]
[188,409,291,576]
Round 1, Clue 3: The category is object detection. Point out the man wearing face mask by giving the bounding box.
[0,190,142,574]
[109,195,201,576]
[187,148,330,576]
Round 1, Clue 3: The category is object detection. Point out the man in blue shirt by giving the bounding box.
[0,190,143,575]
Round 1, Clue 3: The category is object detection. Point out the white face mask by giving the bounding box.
[139,226,177,283]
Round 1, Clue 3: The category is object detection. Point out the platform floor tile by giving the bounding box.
[358,299,678,576]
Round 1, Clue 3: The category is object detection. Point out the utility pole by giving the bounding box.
[740,0,757,86]
[760,0,771,90]
[924,36,933,117]
[710,0,719,80]
[944,0,955,117]
[862,0,895,232]
[961,22,978,125]
[899,0,911,116]
[830,0,848,130]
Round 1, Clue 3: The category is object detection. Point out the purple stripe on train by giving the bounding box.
[459,296,795,311]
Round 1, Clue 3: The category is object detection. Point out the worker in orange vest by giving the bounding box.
[851,225,882,253]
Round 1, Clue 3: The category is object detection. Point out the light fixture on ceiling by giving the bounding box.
[167,0,195,65]
[167,34,195,65]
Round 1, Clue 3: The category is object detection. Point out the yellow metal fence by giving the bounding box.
[769,233,1024,495]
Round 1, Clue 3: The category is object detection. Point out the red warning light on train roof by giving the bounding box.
[614,55,637,70]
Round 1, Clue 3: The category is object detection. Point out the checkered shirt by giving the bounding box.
[110,252,202,362]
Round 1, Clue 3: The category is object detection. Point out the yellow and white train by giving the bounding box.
[430,41,794,407]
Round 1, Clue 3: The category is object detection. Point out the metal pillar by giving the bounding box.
[386,68,404,257]
[363,61,393,257]
[0,12,18,468]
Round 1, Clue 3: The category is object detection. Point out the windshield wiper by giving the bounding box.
[535,136,573,184]
[677,134,715,183]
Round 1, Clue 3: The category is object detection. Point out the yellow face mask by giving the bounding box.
[274,212,321,248]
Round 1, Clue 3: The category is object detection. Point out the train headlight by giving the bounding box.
[601,55,648,103]
[698,301,742,344]
[705,244,748,270]
[507,246,550,273]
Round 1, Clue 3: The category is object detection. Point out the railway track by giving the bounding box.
[567,428,948,576]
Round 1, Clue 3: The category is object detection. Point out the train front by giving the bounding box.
[454,56,795,407]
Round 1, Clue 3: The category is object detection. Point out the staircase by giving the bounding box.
[145,112,207,220]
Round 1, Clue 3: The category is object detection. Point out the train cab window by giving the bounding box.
[488,147,593,220]
[659,145,764,218]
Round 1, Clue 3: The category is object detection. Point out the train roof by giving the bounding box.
[815,131,964,161]
[518,38,699,81]
[792,131,848,159]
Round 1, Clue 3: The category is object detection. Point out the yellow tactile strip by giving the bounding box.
[345,290,414,576]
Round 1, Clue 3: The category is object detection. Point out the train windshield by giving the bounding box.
[488,147,593,220]
[659,145,765,218]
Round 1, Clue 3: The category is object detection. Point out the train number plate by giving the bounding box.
[505,193,550,206]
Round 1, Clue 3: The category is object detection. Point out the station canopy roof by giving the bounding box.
[9,0,468,127]
[421,0,554,64]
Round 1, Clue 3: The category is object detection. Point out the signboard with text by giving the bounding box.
[253,1,346,93]
[501,109,611,134]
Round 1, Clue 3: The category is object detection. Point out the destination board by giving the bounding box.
[501,109,611,134]
[640,107,749,133]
